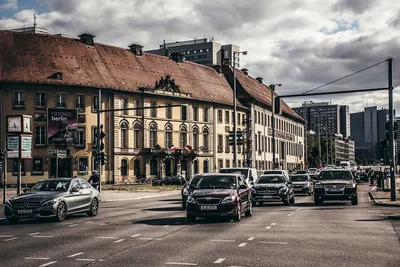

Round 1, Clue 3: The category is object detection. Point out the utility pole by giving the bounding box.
[97,89,102,191]
[233,56,237,168]
[388,58,396,201]
[304,101,308,168]
[270,84,282,169]
[326,123,329,166]
[318,113,322,168]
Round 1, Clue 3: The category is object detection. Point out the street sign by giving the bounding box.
[48,150,56,155]
[6,136,19,158]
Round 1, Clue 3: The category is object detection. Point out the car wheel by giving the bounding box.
[187,214,196,222]
[7,217,19,224]
[245,201,253,217]
[234,203,242,221]
[252,201,257,207]
[307,192,312,196]
[161,183,166,186]
[87,198,99,217]
[314,195,321,205]
[351,195,358,205]
[55,202,67,222]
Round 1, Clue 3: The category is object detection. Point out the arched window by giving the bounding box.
[202,128,209,150]
[121,159,128,176]
[120,122,128,148]
[194,160,199,174]
[180,125,187,148]
[165,124,173,148]
[133,123,141,148]
[150,159,158,176]
[203,160,209,173]
[149,123,157,148]
[193,127,199,150]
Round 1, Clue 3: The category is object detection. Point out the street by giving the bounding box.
[1,184,399,267]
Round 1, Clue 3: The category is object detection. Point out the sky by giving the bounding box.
[1,0,400,113]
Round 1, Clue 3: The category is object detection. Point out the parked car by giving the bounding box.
[4,178,101,223]
[181,174,203,209]
[152,175,186,186]
[186,173,253,222]
[308,168,319,174]
[252,174,295,205]
[290,174,314,195]
[358,171,368,182]
[313,170,358,205]
[219,167,258,185]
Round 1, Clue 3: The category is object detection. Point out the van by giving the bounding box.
[219,168,258,185]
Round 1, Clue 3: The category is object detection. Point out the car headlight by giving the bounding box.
[315,183,323,188]
[187,196,196,204]
[346,183,356,188]
[183,188,190,196]
[5,200,12,207]
[221,196,236,204]
[303,183,310,188]
[41,199,58,207]
[278,187,287,194]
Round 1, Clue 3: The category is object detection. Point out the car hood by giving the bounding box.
[317,180,351,185]
[191,189,237,198]
[254,183,284,189]
[10,191,65,203]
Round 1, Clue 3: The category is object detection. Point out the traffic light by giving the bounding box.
[237,131,244,146]
[228,131,235,145]
[101,152,108,165]
[100,125,106,151]
[385,121,398,140]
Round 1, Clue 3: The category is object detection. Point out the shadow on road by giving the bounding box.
[143,207,184,212]
[134,216,239,226]
[355,218,388,222]
[0,213,89,226]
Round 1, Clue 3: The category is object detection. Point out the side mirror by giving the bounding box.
[250,181,254,186]
[239,184,247,189]
[287,181,292,185]
[23,188,29,193]
[189,184,195,190]
[70,187,80,193]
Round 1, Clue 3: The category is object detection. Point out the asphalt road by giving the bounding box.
[1,184,399,267]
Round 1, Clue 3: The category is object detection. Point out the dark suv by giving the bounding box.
[186,174,253,222]
[314,170,358,205]
[252,174,295,205]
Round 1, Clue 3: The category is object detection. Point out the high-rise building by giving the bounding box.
[145,38,240,67]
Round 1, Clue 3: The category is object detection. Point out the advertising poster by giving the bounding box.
[6,136,19,158]
[21,135,32,159]
[47,109,78,145]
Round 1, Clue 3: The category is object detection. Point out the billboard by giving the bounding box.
[47,109,78,145]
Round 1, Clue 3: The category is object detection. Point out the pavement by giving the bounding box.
[368,178,400,219]
[0,184,400,267]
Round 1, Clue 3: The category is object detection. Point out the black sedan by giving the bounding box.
[152,175,186,186]
[186,173,253,222]
[181,174,203,209]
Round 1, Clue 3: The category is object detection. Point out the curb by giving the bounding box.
[388,214,400,220]
[100,191,180,203]
[369,191,400,207]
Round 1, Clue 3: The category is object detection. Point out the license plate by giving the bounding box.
[18,209,32,214]
[263,196,273,199]
[295,188,303,191]
[199,205,217,210]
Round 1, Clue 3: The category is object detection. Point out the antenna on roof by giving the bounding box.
[33,14,37,28]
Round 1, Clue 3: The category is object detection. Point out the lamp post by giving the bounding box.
[232,50,247,168]
[269,83,282,169]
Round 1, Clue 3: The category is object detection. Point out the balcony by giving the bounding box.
[115,147,141,155]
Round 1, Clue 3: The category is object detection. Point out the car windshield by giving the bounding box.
[296,170,308,174]
[319,171,352,180]
[29,180,70,192]
[189,175,202,186]
[263,171,283,175]
[290,175,308,182]
[220,168,248,177]
[258,175,284,183]
[196,175,237,189]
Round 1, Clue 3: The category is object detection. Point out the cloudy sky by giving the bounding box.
[1,0,400,113]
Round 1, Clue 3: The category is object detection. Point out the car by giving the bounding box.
[313,170,358,205]
[262,170,290,181]
[152,175,186,186]
[252,174,295,205]
[4,178,101,223]
[308,168,318,174]
[290,174,314,195]
[295,170,308,174]
[358,172,368,182]
[219,167,258,185]
[181,174,203,209]
[186,173,253,222]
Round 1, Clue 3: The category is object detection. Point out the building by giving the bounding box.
[0,30,247,184]
[221,68,305,170]
[334,136,355,164]
[145,38,240,67]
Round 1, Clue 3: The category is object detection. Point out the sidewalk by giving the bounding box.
[99,190,180,202]
[369,178,400,220]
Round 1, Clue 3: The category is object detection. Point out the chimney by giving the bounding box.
[78,33,95,46]
[241,68,249,76]
[212,65,223,74]
[169,52,184,63]
[129,43,143,56]
[256,77,263,84]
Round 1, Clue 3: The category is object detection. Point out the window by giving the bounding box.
[180,126,187,148]
[133,123,141,148]
[150,159,158,175]
[149,123,157,148]
[120,122,128,148]
[242,114,246,126]
[238,113,241,125]
[75,94,85,110]
[13,91,25,109]
[203,107,209,122]
[225,111,230,124]
[134,100,142,116]
[121,98,128,115]
[31,158,44,175]
[218,135,223,152]
[165,124,173,148]
[56,93,66,108]
[203,160,209,173]
[166,103,172,119]
[76,127,85,147]
[225,135,230,153]
[181,105,187,120]
[194,160,199,174]
[193,106,199,121]
[218,110,223,123]
[226,159,230,168]
[35,126,46,146]
[150,101,157,117]
[12,159,26,176]
[218,159,223,170]
[202,128,209,150]
[93,95,98,111]
[35,92,46,108]
[121,159,128,176]
[193,127,199,150]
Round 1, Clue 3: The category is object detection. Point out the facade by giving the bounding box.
[0,31,246,184]
[145,38,240,67]
[334,137,355,164]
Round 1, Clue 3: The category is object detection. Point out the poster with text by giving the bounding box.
[47,109,78,145]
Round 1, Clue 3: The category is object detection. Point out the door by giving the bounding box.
[134,159,140,178]
[78,179,94,210]
[64,180,84,212]
[165,159,171,176]
[238,176,249,211]
[51,158,72,178]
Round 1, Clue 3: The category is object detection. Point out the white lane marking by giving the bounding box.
[271,223,277,226]
[114,239,125,243]
[96,236,118,239]
[138,237,154,240]
[33,236,53,238]
[214,258,226,264]
[155,238,163,241]
[130,234,141,237]
[68,252,84,258]
[98,223,107,226]
[265,226,272,229]
[210,239,235,242]
[165,262,198,266]
[76,259,96,261]
[238,243,247,247]
[386,227,394,230]
[39,262,57,267]
[163,225,170,228]
[85,221,94,224]
[362,197,365,202]
[29,232,40,236]
[247,237,255,241]
[372,186,377,191]
[5,237,18,241]
[281,225,301,227]
[69,224,78,227]
[0,217,5,220]
[0,235,15,238]
[258,241,288,245]
[24,257,50,260]
[287,214,292,216]
[368,197,372,201]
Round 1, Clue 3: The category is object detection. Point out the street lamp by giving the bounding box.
[269,83,281,170]
[233,51,247,167]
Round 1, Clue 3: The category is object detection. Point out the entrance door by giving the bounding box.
[165,159,171,176]
[134,159,140,177]
[51,158,72,178]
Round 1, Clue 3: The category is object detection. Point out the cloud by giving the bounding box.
[332,0,377,14]
[0,0,17,10]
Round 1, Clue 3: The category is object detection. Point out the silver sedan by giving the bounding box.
[4,178,101,223]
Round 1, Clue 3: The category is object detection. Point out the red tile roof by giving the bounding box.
[0,31,244,108]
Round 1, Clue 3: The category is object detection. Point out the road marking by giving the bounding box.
[155,238,163,240]
[210,239,235,242]
[69,224,78,227]
[238,243,247,247]
[372,186,377,191]
[258,241,288,245]
[163,225,170,228]
[265,226,272,229]
[281,225,301,227]
[271,223,277,226]
[368,197,372,201]
[29,232,40,236]
[24,257,50,260]
[165,262,198,266]
[85,221,94,224]
[96,236,118,239]
[114,239,125,243]
[0,235,15,238]
[214,258,226,264]
[287,214,292,216]
[98,223,107,226]
[386,227,394,230]
[139,237,154,240]
[130,234,141,237]
[68,252,84,258]
[39,262,57,267]
[247,237,255,241]
[76,259,96,261]
[362,197,365,202]
[4,237,18,241]
[33,236,53,238]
